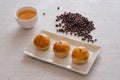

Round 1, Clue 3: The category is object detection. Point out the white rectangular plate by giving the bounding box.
[24,30,101,75]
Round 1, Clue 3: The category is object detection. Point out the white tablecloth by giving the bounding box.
[0,0,120,80]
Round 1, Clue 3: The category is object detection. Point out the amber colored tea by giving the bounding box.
[18,10,37,20]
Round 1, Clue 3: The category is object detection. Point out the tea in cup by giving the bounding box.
[15,6,38,29]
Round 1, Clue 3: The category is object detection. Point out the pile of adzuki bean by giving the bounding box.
[55,12,97,43]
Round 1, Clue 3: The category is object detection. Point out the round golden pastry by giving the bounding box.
[53,41,70,58]
[34,34,50,50]
[72,46,89,64]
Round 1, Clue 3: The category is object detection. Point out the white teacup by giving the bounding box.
[15,6,38,29]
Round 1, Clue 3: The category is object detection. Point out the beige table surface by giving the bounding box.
[0,0,120,80]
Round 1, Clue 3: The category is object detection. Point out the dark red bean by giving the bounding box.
[95,39,97,41]
[43,13,45,15]
[57,7,60,10]
[55,24,59,27]
[55,12,97,43]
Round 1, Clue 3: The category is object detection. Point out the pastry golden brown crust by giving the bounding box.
[34,34,50,50]
[53,41,70,58]
[72,46,89,64]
